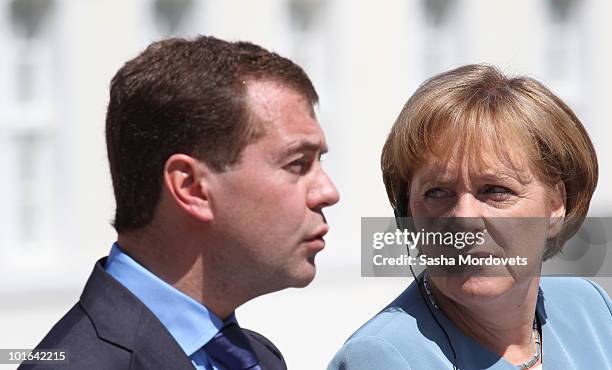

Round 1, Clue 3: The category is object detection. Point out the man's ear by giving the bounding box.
[548,180,567,238]
[163,154,214,222]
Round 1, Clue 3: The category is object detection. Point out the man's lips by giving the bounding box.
[304,225,329,249]
[308,224,329,239]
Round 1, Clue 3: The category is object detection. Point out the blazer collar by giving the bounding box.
[79,258,194,370]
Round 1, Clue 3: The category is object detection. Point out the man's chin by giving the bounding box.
[289,263,317,288]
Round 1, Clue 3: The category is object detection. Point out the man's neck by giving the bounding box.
[116,230,247,321]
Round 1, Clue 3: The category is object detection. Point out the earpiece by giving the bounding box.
[396,183,458,369]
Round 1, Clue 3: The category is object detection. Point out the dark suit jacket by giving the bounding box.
[18,258,287,370]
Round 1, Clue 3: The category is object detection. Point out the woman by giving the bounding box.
[329,65,611,369]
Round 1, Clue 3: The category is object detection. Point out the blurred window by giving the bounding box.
[146,0,196,40]
[285,0,331,119]
[286,0,327,84]
[0,0,58,252]
[420,0,459,76]
[545,0,584,109]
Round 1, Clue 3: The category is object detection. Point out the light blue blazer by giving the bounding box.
[328,277,611,370]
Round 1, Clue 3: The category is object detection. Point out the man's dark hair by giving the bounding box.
[106,35,318,233]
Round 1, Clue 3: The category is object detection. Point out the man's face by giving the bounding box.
[206,80,339,293]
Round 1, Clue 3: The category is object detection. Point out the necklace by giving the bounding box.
[517,328,541,370]
[421,273,542,369]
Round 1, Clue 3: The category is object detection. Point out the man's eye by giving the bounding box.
[424,188,453,198]
[286,160,309,174]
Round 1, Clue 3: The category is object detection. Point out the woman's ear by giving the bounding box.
[163,154,214,222]
[548,180,566,238]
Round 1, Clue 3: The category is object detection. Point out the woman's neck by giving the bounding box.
[428,275,541,367]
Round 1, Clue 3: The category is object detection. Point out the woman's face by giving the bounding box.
[408,151,565,302]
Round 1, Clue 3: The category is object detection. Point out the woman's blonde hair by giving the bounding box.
[381,64,598,259]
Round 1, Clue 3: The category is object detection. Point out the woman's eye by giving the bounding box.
[483,185,510,193]
[424,188,453,198]
[482,185,513,199]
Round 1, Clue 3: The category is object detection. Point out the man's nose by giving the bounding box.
[307,169,340,210]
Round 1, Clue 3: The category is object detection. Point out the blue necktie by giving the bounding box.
[204,322,262,370]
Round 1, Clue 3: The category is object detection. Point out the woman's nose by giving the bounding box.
[449,193,486,232]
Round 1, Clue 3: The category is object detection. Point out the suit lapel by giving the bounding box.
[244,329,288,370]
[129,311,195,370]
[80,258,194,370]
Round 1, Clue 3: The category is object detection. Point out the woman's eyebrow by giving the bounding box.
[414,169,531,188]
[477,171,532,184]
[416,173,457,188]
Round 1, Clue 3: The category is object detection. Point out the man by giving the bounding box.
[20,36,339,370]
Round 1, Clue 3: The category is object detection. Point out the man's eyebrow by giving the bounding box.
[279,140,328,159]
